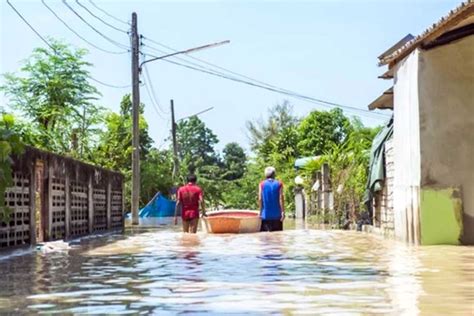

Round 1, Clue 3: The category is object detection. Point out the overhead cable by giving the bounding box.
[142,63,169,115]
[88,76,131,88]
[41,0,127,55]
[8,1,131,89]
[7,0,56,52]
[62,0,129,50]
[142,75,167,120]
[75,0,129,34]
[142,50,390,120]
[88,0,130,26]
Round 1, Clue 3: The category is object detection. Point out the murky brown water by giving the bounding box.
[0,219,473,315]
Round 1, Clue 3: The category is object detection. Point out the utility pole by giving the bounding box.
[170,99,179,181]
[131,12,140,225]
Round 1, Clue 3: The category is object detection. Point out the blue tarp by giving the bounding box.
[126,193,177,218]
[294,156,319,169]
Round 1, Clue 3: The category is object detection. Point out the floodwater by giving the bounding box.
[0,219,473,315]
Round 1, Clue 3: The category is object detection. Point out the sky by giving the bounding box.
[0,0,461,152]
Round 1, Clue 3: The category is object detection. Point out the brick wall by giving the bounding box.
[374,138,395,237]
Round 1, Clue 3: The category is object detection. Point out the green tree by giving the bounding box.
[246,100,298,156]
[176,116,219,172]
[175,116,226,208]
[94,94,153,172]
[141,149,174,203]
[1,40,103,159]
[0,114,24,223]
[297,108,351,156]
[94,94,154,208]
[222,142,246,180]
[222,162,261,210]
[302,118,380,224]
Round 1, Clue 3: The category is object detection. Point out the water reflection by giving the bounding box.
[0,220,472,314]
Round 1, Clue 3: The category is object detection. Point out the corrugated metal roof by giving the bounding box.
[379,0,474,66]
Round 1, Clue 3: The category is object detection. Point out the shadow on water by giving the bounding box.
[0,218,473,315]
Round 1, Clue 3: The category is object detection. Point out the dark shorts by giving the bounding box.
[260,219,283,232]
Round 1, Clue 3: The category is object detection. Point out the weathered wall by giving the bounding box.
[418,36,474,244]
[1,147,125,250]
[393,50,422,244]
[374,137,395,237]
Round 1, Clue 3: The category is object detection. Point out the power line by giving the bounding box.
[62,0,129,50]
[88,76,131,88]
[75,0,129,34]
[88,0,130,26]
[142,63,169,115]
[7,0,131,89]
[141,38,389,119]
[142,50,389,120]
[41,0,127,55]
[7,0,56,53]
[143,36,295,93]
[142,75,166,120]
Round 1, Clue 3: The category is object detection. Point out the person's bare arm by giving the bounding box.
[258,184,262,216]
[280,183,285,221]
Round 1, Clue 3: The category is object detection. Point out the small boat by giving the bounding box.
[201,210,261,234]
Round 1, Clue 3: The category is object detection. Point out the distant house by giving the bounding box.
[367,1,474,245]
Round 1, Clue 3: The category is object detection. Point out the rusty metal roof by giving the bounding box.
[379,0,474,66]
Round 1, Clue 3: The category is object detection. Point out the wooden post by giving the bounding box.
[64,172,70,239]
[29,161,37,246]
[88,175,94,234]
[45,163,53,241]
[171,99,179,181]
[106,180,112,230]
[321,163,331,221]
[131,12,140,225]
[315,171,322,211]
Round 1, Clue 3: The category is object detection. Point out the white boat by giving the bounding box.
[201,210,261,234]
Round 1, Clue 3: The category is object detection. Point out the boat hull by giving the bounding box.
[201,210,261,234]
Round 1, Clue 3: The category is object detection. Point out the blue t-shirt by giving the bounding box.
[260,179,283,220]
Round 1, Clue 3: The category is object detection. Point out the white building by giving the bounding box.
[368,1,474,245]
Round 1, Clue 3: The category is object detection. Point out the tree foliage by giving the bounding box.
[297,108,351,157]
[222,142,246,180]
[0,114,24,223]
[1,40,103,159]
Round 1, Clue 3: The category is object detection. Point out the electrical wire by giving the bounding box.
[142,36,383,117]
[7,0,56,53]
[8,0,132,89]
[75,0,129,34]
[88,0,130,26]
[62,0,129,50]
[41,0,127,55]
[142,50,390,120]
[142,63,169,115]
[142,76,167,120]
[88,76,131,88]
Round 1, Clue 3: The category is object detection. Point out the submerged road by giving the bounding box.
[0,219,473,315]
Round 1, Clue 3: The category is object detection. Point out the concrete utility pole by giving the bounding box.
[170,99,179,181]
[131,12,140,225]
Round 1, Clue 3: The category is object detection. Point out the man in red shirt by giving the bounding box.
[174,174,205,233]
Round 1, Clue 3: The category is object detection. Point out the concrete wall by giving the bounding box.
[374,137,395,237]
[392,50,422,244]
[418,36,474,244]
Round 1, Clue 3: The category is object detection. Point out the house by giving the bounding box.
[367,1,474,245]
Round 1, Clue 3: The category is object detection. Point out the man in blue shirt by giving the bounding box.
[258,166,285,232]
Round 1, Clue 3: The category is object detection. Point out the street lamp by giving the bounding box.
[139,40,230,72]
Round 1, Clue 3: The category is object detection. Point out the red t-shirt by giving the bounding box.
[177,183,203,220]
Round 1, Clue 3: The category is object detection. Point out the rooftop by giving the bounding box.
[379,1,474,67]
